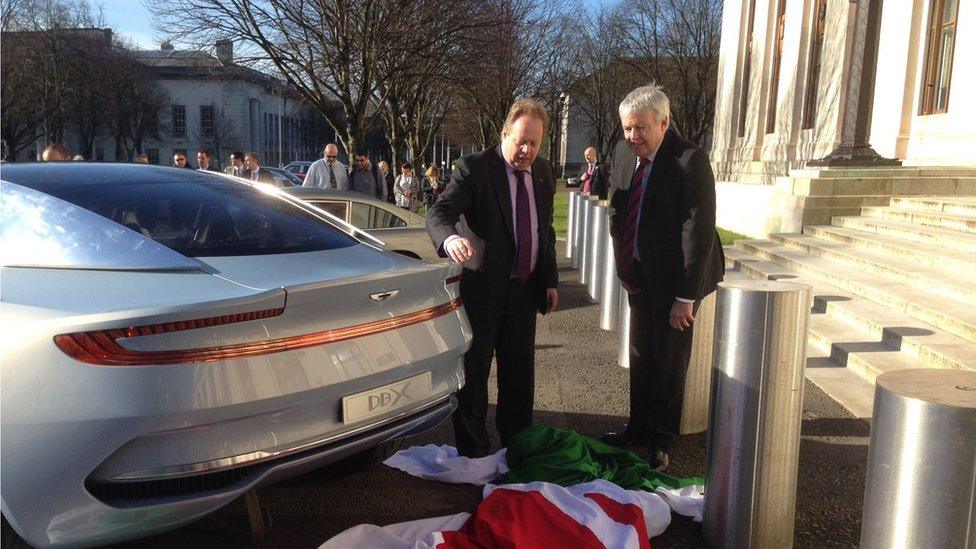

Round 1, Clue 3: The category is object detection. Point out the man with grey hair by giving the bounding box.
[601,83,724,471]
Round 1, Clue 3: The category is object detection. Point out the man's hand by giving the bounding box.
[669,300,695,331]
[621,280,641,294]
[546,288,559,313]
[444,236,476,264]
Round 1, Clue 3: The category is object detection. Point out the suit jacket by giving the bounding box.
[579,162,610,199]
[427,147,558,315]
[607,131,724,301]
[245,167,275,185]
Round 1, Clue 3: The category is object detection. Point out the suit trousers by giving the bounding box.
[626,281,696,452]
[452,278,537,458]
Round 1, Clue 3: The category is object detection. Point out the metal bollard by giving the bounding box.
[566,191,578,259]
[860,369,976,549]
[599,229,619,331]
[579,198,594,285]
[616,287,630,368]
[570,193,585,269]
[703,280,811,549]
[587,203,607,302]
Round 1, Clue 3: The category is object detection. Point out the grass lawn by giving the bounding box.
[717,227,748,245]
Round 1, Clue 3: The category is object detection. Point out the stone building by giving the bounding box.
[712,0,976,418]
[132,39,324,168]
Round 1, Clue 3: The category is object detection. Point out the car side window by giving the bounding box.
[350,202,407,230]
[310,200,348,221]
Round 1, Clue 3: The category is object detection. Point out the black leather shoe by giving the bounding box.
[600,426,641,447]
[647,449,669,472]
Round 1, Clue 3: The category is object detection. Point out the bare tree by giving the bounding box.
[150,0,482,157]
[451,0,572,149]
[616,0,722,146]
[103,50,169,161]
[567,8,642,163]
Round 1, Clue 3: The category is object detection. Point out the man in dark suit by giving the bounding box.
[427,99,559,458]
[579,146,610,199]
[196,148,220,172]
[243,151,275,184]
[602,84,724,471]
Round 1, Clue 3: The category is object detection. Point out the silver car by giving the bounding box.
[285,187,441,263]
[0,164,470,547]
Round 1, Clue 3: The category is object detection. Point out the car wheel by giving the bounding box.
[2,516,31,549]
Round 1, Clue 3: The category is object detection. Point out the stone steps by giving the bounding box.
[735,239,976,345]
[889,196,976,217]
[723,250,976,372]
[803,225,976,271]
[769,232,976,306]
[803,343,875,420]
[831,215,976,253]
[861,206,976,234]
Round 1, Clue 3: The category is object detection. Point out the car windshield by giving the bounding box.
[3,166,358,257]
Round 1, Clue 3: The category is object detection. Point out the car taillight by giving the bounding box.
[53,300,461,367]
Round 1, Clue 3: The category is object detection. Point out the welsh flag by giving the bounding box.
[321,426,704,548]
[321,479,669,548]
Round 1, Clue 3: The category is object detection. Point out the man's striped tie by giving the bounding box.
[621,157,650,279]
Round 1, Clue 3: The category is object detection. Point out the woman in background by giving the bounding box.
[394,163,421,212]
[424,166,441,209]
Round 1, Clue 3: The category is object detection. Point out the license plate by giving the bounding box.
[342,372,432,425]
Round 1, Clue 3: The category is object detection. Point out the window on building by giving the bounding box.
[919,0,958,115]
[766,0,787,134]
[172,105,186,137]
[200,105,215,136]
[146,148,160,165]
[802,0,827,130]
[736,0,757,138]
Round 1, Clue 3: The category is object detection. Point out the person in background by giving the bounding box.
[394,162,421,212]
[243,151,274,184]
[41,143,69,161]
[378,161,395,204]
[135,154,149,164]
[173,152,193,169]
[303,143,350,190]
[196,148,219,172]
[424,166,441,208]
[580,146,610,199]
[350,152,385,200]
[224,151,245,176]
[72,154,85,161]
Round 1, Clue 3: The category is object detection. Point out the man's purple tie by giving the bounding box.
[515,170,532,281]
[621,157,650,279]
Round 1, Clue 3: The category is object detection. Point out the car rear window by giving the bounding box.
[7,169,358,257]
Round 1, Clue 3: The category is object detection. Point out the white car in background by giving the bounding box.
[285,187,442,263]
[0,164,470,547]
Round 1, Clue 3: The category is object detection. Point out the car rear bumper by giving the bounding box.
[2,394,457,547]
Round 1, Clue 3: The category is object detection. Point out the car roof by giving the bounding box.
[0,162,245,193]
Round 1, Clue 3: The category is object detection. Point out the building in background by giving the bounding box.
[710,0,974,237]
[133,39,325,168]
[712,0,973,183]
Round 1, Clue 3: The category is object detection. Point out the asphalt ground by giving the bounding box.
[117,244,870,548]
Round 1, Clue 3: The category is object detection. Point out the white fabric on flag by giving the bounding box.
[319,480,671,548]
[383,443,703,521]
[382,444,508,485]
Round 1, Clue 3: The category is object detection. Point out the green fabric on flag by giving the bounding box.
[503,425,703,491]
